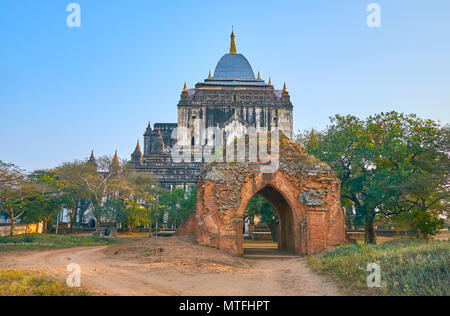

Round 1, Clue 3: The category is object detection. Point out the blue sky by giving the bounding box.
[1,0,449,171]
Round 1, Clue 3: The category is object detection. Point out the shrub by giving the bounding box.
[0,270,90,296]
[0,234,118,252]
[309,239,449,296]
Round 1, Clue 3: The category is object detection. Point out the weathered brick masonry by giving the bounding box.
[179,136,346,256]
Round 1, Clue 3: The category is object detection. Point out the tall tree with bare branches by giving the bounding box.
[0,162,32,236]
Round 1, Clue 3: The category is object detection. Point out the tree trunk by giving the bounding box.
[365,218,377,245]
[55,211,60,235]
[96,209,101,229]
[69,206,77,233]
[10,213,15,237]
[347,218,355,231]
[44,218,49,233]
[269,221,278,243]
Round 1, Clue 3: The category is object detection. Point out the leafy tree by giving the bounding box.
[123,172,157,200]
[366,113,448,239]
[159,188,186,227]
[120,172,158,233]
[245,195,278,240]
[79,155,129,227]
[96,198,127,226]
[147,195,164,236]
[24,171,65,232]
[412,209,445,238]
[298,115,379,243]
[179,186,198,224]
[53,162,89,231]
[0,162,34,236]
[162,186,199,228]
[24,195,63,233]
[298,112,449,243]
[123,200,150,232]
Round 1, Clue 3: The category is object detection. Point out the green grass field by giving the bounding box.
[309,239,449,296]
[0,234,119,252]
[0,270,91,296]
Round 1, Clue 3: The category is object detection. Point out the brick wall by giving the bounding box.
[0,223,44,237]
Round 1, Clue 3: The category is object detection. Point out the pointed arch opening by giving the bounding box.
[187,135,346,257]
[242,186,297,256]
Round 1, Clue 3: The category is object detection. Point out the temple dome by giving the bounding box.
[213,53,255,80]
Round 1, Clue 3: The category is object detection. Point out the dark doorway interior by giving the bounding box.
[243,186,296,258]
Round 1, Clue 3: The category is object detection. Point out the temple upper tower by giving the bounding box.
[130,29,294,189]
[177,29,294,144]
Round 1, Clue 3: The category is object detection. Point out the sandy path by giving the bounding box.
[0,238,341,296]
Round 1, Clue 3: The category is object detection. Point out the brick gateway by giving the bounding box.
[178,136,346,256]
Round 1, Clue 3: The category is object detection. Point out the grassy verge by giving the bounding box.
[0,270,91,296]
[309,239,449,296]
[0,234,119,252]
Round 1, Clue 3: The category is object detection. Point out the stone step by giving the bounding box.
[243,248,300,260]
[243,254,300,260]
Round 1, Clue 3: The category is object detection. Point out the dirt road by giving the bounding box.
[0,237,341,296]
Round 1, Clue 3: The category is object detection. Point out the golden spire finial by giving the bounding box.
[183,82,188,92]
[110,150,120,174]
[283,82,288,93]
[112,150,119,166]
[208,71,212,79]
[268,77,272,86]
[257,71,261,79]
[229,27,237,54]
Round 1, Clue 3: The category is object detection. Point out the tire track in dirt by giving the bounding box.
[0,239,342,296]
